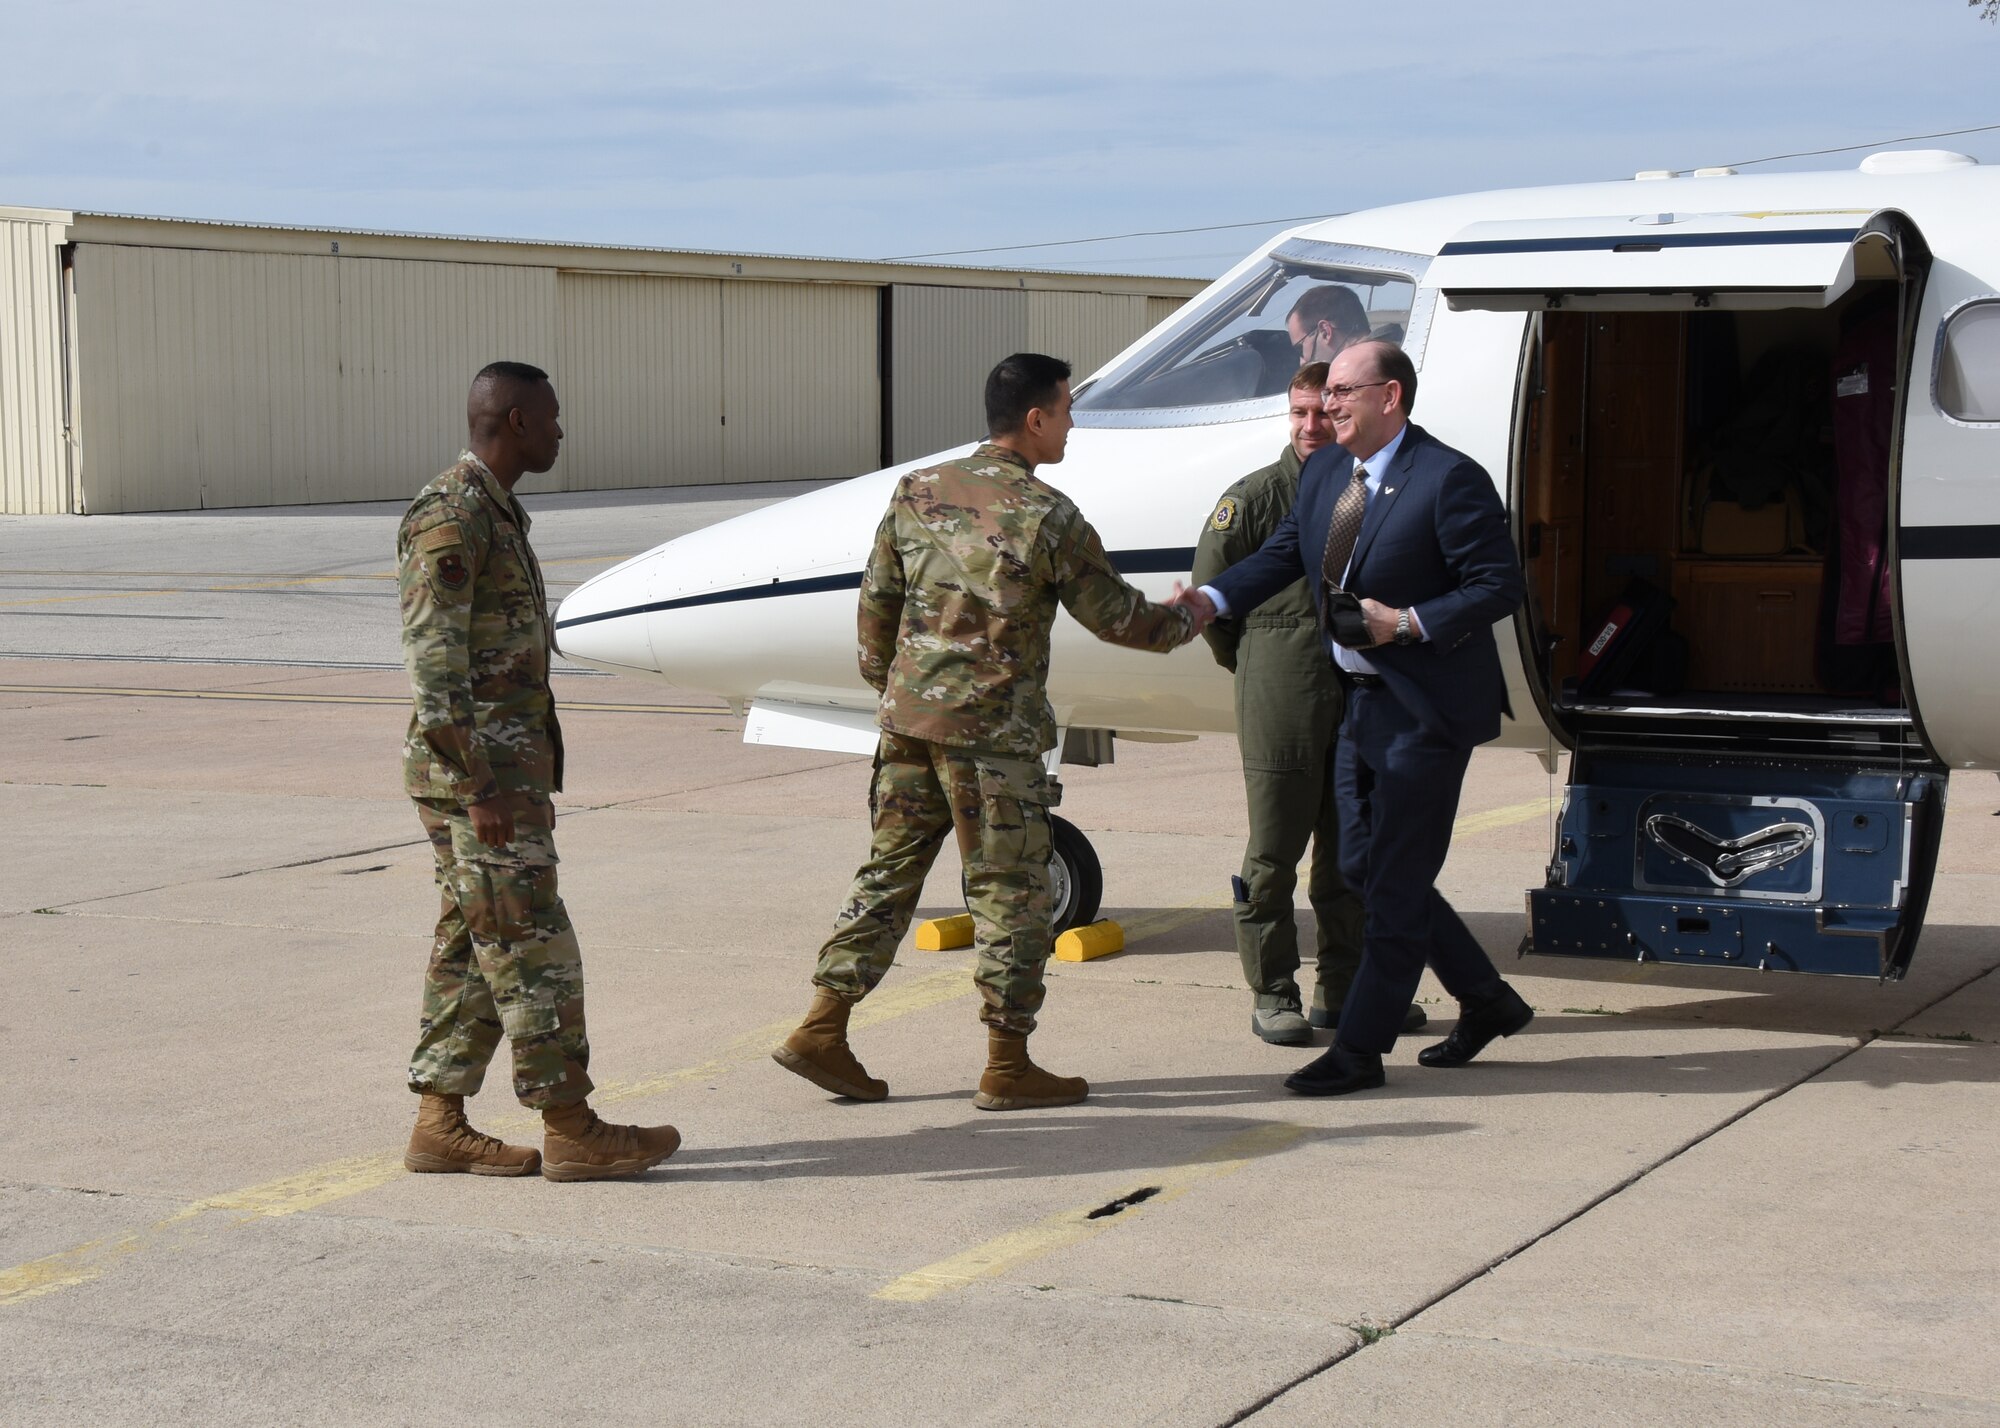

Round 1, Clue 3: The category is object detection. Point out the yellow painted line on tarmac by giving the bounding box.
[873,1121,1309,1302]
[0,1155,413,1310]
[0,683,722,715]
[0,965,978,1311]
[1,555,633,581]
[1118,796,1557,945]
[3,574,380,607]
[0,1228,160,1307]
[1,554,637,607]
[1454,795,1561,839]
[4,588,182,604]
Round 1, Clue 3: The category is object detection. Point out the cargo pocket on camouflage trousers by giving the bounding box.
[432,794,592,1108]
[955,752,1061,1033]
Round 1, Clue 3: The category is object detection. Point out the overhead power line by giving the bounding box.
[879,213,1345,263]
[1720,120,2000,169]
[878,120,2000,268]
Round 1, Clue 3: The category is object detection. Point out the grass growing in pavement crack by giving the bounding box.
[1561,1006,1621,1015]
[1351,1322,1395,1346]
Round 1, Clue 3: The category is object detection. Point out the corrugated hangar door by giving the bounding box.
[1027,291,1152,386]
[0,217,71,514]
[72,244,345,512]
[74,245,557,510]
[889,285,1026,464]
[721,280,880,484]
[335,258,557,501]
[557,273,723,491]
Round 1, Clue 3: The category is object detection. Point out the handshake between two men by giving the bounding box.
[1167,583,1408,650]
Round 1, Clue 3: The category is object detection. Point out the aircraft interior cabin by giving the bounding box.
[1518,276,1909,723]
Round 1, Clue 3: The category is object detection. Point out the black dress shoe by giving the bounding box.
[1283,1044,1385,1097]
[1417,984,1533,1068]
[1309,1004,1428,1034]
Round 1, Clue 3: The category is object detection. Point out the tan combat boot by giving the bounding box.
[403,1092,542,1177]
[973,1028,1088,1111]
[771,990,888,1101]
[540,1103,681,1182]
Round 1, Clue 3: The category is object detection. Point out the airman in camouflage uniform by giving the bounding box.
[775,353,1206,1111]
[1192,358,1424,1046]
[400,360,679,1183]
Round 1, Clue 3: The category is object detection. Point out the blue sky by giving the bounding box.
[2,1,1996,277]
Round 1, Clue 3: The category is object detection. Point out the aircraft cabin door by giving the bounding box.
[1428,207,1947,980]
[1896,267,2000,769]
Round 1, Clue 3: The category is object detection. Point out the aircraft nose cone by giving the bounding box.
[553,558,660,674]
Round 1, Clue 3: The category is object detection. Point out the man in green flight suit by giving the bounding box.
[774,353,1209,1110]
[1192,351,1428,1045]
[398,361,681,1182]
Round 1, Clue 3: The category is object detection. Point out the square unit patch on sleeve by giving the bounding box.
[432,551,469,590]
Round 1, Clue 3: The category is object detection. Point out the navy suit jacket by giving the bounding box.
[1209,422,1525,749]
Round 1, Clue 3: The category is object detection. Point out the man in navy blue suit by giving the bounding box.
[1181,340,1533,1095]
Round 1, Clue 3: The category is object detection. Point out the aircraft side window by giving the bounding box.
[1936,299,2000,424]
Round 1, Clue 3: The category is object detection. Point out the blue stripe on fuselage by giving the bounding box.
[553,546,1201,630]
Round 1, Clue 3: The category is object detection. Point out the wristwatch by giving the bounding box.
[1394,607,1417,645]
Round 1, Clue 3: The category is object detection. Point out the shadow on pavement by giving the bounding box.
[660,1110,1475,1184]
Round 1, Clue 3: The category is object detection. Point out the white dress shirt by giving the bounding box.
[1199,423,1424,676]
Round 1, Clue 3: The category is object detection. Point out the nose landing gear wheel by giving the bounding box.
[1048,815,1103,934]
[961,815,1104,936]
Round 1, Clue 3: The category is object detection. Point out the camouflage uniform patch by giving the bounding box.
[399,451,587,1109]
[814,442,1197,1028]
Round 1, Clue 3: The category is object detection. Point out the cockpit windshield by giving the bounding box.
[1073,240,1428,424]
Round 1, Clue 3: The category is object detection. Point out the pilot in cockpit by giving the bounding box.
[1285,284,1372,367]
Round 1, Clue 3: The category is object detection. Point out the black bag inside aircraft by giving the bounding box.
[1684,342,1834,558]
[1575,578,1686,698]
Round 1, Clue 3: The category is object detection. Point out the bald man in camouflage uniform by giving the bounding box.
[400,360,679,1183]
[774,353,1206,1110]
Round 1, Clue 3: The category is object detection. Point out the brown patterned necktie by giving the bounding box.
[1320,460,1369,596]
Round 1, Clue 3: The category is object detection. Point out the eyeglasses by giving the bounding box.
[1323,381,1390,402]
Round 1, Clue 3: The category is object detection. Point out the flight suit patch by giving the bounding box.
[417,523,471,593]
[1210,497,1238,532]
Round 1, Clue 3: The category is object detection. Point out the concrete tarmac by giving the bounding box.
[4,493,1999,1426]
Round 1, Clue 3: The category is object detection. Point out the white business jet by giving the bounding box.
[557,149,2000,983]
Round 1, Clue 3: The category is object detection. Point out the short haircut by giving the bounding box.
[985,353,1072,436]
[1353,340,1418,414]
[1288,285,1369,338]
[1291,362,1330,393]
[467,361,552,441]
[475,360,549,388]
